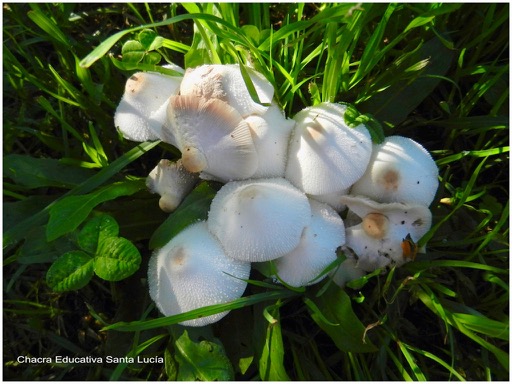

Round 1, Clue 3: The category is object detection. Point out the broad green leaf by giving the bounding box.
[4,154,95,189]
[149,182,217,249]
[110,56,177,75]
[4,140,159,252]
[258,305,290,381]
[3,195,56,230]
[143,51,162,65]
[46,179,145,242]
[174,330,235,381]
[46,251,94,292]
[17,226,75,265]
[164,346,178,380]
[94,237,141,281]
[358,35,454,125]
[121,40,145,63]
[138,29,163,51]
[308,285,377,353]
[343,104,385,144]
[77,215,119,254]
[241,24,260,45]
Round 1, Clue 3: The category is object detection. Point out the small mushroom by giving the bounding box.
[330,257,367,288]
[148,221,251,327]
[339,195,432,271]
[246,102,296,178]
[208,178,311,262]
[114,71,182,144]
[167,95,258,182]
[273,199,346,287]
[285,102,373,195]
[350,135,439,206]
[146,159,199,212]
[179,64,274,117]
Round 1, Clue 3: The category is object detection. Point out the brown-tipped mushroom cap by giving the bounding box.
[167,95,258,182]
[350,135,439,205]
[274,199,345,287]
[208,178,311,262]
[285,102,373,195]
[246,102,295,178]
[179,64,274,117]
[146,159,199,212]
[114,71,182,143]
[148,221,251,327]
[339,195,432,271]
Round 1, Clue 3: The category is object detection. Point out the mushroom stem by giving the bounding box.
[181,146,208,173]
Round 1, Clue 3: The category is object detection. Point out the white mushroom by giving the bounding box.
[246,102,295,178]
[179,64,274,117]
[285,102,373,195]
[146,159,199,212]
[350,135,439,206]
[339,195,432,271]
[167,95,258,182]
[114,71,182,144]
[148,221,251,327]
[330,257,367,288]
[273,199,345,287]
[208,178,311,262]
[308,188,350,212]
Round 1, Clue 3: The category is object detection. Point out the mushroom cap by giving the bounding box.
[308,188,350,212]
[167,95,258,182]
[146,159,199,212]
[179,64,274,117]
[208,178,311,262]
[273,199,346,287]
[350,135,439,205]
[339,195,432,271]
[285,102,373,195]
[246,102,295,178]
[148,221,251,327]
[114,71,182,143]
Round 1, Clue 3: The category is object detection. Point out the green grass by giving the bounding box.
[3,3,509,381]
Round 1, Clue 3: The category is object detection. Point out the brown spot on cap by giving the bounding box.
[379,169,400,192]
[171,246,187,267]
[362,213,389,239]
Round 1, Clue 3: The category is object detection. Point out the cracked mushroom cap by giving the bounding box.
[167,95,258,182]
[148,221,251,327]
[246,102,295,178]
[114,71,182,144]
[208,178,311,262]
[285,102,373,195]
[179,64,274,117]
[273,199,346,287]
[339,195,432,271]
[146,159,199,212]
[350,135,439,205]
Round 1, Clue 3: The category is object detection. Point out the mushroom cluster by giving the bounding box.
[115,64,439,326]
